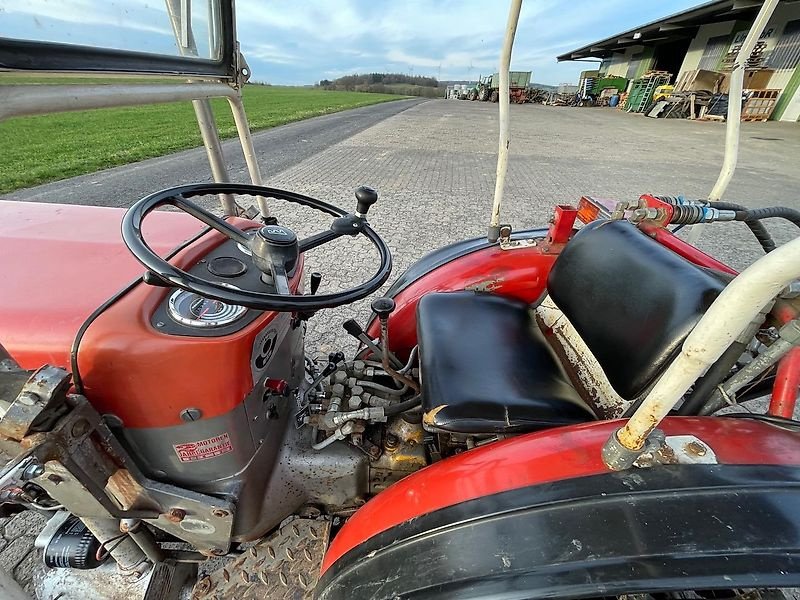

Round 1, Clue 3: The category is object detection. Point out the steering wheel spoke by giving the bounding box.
[270,263,291,296]
[299,214,366,253]
[121,183,392,312]
[170,194,250,245]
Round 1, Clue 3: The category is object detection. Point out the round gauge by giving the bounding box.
[167,290,246,328]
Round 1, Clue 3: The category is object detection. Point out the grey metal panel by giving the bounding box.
[122,313,297,487]
[626,53,644,79]
[698,34,730,70]
[767,20,800,70]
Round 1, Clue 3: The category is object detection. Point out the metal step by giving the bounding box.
[191,518,331,600]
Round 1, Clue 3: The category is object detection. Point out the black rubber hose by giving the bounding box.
[677,341,746,415]
[719,412,800,432]
[735,206,800,230]
[385,395,421,416]
[707,201,776,253]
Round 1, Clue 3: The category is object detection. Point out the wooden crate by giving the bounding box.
[741,89,779,122]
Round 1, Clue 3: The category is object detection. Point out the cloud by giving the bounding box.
[0,0,702,85]
[1,0,171,36]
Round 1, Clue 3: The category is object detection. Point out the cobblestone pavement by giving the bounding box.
[258,99,800,355]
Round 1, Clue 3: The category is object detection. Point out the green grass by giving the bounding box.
[0,82,405,193]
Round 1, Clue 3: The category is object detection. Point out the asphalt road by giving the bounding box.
[1,98,425,208]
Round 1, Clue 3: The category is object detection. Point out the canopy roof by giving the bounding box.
[0,0,237,78]
[557,0,765,61]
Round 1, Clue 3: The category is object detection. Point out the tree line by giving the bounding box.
[318,73,442,98]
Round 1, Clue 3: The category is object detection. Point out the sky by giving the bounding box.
[0,0,702,86]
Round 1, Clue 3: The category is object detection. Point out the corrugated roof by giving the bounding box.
[557,0,765,61]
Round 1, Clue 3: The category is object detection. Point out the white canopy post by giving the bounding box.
[687,0,779,244]
[488,0,524,242]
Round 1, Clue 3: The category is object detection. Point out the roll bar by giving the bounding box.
[0,0,267,217]
[487,0,523,242]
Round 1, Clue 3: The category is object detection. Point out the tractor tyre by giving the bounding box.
[490,90,499,103]
[0,511,48,596]
[478,88,489,102]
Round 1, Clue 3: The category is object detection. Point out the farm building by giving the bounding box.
[557,0,800,121]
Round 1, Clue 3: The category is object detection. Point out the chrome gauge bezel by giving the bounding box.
[167,289,247,328]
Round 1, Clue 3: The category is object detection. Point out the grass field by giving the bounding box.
[0,82,404,194]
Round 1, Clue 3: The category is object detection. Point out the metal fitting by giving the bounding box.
[779,319,800,345]
[21,462,45,481]
[601,428,643,471]
[781,281,800,299]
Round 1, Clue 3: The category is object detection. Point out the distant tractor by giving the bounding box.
[469,71,532,103]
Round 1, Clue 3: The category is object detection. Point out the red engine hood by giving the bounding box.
[0,200,203,370]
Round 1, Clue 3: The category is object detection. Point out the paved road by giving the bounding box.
[1,98,425,207]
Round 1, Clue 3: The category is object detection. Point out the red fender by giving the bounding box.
[366,243,559,358]
[321,416,800,573]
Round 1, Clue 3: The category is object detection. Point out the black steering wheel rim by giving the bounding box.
[121,183,392,311]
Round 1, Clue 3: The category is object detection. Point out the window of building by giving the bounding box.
[767,20,800,70]
[698,35,730,70]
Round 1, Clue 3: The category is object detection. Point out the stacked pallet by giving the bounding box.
[741,89,780,122]
[645,91,714,119]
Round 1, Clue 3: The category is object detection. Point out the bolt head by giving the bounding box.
[22,463,45,480]
[180,408,202,422]
[685,441,707,456]
[165,508,186,523]
[70,419,90,438]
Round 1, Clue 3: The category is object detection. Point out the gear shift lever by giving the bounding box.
[355,186,379,218]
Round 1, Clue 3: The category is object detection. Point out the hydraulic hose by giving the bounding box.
[707,201,776,253]
[734,206,800,230]
[676,341,746,415]
[385,395,422,416]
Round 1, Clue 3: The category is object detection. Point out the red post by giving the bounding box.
[547,205,578,245]
[769,347,800,418]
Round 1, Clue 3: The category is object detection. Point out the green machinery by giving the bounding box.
[469,71,532,102]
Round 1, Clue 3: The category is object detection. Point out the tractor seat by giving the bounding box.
[417,291,595,434]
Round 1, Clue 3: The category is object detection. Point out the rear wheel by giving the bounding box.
[490,90,499,103]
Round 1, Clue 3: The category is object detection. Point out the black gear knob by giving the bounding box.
[355,186,378,217]
[371,297,395,320]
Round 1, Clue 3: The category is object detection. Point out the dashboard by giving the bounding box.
[150,234,274,337]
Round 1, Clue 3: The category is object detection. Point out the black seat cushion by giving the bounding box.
[417,291,595,434]
[547,220,726,400]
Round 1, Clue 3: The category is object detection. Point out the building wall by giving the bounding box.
[595,3,800,120]
[604,45,644,78]
[764,1,800,115]
[676,3,800,121]
[678,21,737,73]
[782,82,800,121]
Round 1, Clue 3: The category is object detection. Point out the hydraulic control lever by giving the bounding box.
[309,272,322,295]
[343,319,403,369]
[371,298,420,393]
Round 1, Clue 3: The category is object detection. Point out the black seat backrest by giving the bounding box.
[547,220,725,400]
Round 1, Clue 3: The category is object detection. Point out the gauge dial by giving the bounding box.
[167,290,246,328]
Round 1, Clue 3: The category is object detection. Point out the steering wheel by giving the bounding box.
[121,183,392,312]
